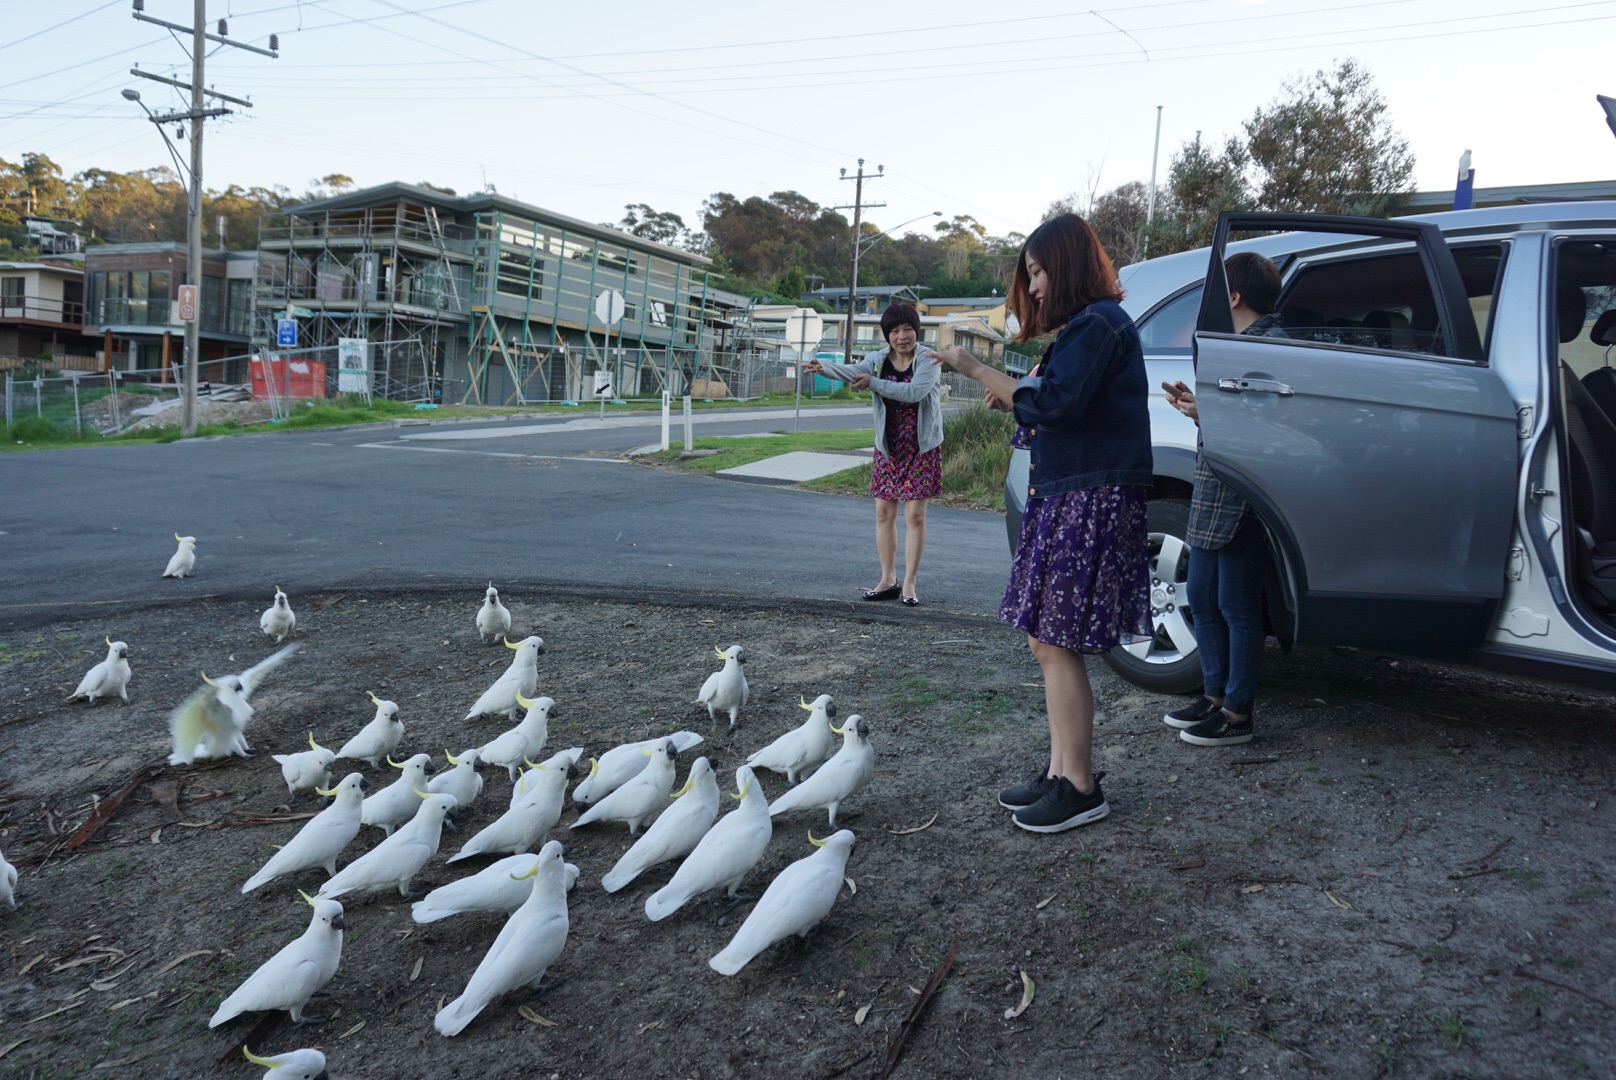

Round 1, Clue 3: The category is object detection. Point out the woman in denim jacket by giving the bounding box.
[930,213,1152,833]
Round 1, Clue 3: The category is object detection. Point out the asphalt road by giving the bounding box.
[0,405,1013,631]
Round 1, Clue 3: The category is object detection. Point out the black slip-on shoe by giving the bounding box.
[862,585,902,601]
[1179,711,1254,746]
[1164,695,1221,730]
[900,594,920,607]
[1013,774,1109,833]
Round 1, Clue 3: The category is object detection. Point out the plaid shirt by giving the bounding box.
[1186,314,1287,549]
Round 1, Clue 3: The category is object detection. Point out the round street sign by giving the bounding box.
[594,289,626,326]
[783,308,823,351]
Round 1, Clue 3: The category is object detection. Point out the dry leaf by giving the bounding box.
[854,1004,871,1026]
[156,949,213,975]
[635,1020,664,1035]
[18,955,46,976]
[1325,891,1352,910]
[149,828,162,844]
[1035,894,1055,910]
[0,1039,29,1061]
[844,877,857,895]
[409,956,423,982]
[1004,971,1035,1020]
[89,959,140,990]
[339,1020,365,1039]
[394,928,415,940]
[885,811,939,836]
[518,1005,558,1027]
[108,993,155,1012]
[25,1000,85,1025]
[1242,883,1266,894]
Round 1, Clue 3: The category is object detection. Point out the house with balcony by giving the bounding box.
[0,259,101,370]
[82,242,256,377]
[802,284,925,315]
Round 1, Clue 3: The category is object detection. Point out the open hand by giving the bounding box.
[984,390,1012,413]
[802,360,825,376]
[928,345,980,376]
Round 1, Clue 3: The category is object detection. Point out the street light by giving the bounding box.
[121,89,191,183]
[857,210,943,258]
[844,210,941,358]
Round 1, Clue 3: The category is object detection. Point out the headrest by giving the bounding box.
[1559,285,1587,344]
[1592,309,1616,348]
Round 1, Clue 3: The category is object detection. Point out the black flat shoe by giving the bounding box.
[901,594,920,607]
[862,585,901,601]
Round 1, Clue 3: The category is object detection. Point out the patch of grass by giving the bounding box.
[1552,955,1579,971]
[1205,1016,1235,1047]
[1154,939,1214,995]
[1370,1039,1402,1078]
[1245,833,1267,847]
[1343,916,1367,930]
[1569,885,1609,903]
[647,428,876,474]
[804,402,1016,511]
[1502,868,1544,889]
[1515,985,1552,1003]
[1434,1009,1477,1046]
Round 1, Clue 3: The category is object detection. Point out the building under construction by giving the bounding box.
[253,182,719,404]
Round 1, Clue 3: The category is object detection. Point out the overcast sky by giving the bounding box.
[4,0,1613,241]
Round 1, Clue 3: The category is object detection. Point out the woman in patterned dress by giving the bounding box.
[803,302,943,606]
[929,214,1152,833]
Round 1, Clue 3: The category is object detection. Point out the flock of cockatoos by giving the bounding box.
[0,537,879,1074]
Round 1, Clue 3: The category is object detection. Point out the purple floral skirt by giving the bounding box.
[870,399,941,501]
[1000,484,1153,653]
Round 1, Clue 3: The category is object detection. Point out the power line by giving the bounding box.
[0,1,123,55]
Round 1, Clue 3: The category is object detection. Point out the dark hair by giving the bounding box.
[880,301,922,344]
[1008,213,1123,342]
[1224,252,1282,316]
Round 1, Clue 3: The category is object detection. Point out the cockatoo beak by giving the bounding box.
[298,888,318,907]
[314,786,338,797]
[444,749,460,766]
[515,691,535,710]
[671,776,694,799]
[413,786,430,800]
[387,756,405,769]
[732,779,750,801]
[243,1047,275,1066]
[808,830,827,848]
[308,731,319,751]
[504,635,522,651]
[510,864,540,881]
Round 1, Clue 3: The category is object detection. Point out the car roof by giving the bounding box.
[1117,200,1616,318]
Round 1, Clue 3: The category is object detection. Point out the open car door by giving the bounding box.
[1192,212,1518,650]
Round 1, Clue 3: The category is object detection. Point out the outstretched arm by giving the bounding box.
[929,346,1019,402]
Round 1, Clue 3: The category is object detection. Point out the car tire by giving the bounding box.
[1103,497,1203,694]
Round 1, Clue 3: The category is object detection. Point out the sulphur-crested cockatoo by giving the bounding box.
[427,748,485,814]
[434,840,571,1037]
[162,533,196,578]
[449,752,575,863]
[0,845,17,912]
[318,792,456,901]
[695,644,748,730]
[571,731,704,808]
[477,694,556,783]
[68,637,131,705]
[209,894,344,1026]
[260,587,297,643]
[336,691,404,770]
[475,583,512,644]
[464,635,545,721]
[273,732,337,797]
[767,715,873,828]
[644,765,773,922]
[747,694,838,784]
[601,755,719,893]
[361,753,438,836]
[243,1046,328,1080]
[168,645,299,766]
[570,738,678,835]
[242,772,370,894]
[511,746,583,808]
[709,829,856,975]
[412,853,579,924]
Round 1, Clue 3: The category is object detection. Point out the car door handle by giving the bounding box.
[1217,377,1294,396]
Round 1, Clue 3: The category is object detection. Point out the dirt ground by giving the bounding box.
[1,588,1613,1080]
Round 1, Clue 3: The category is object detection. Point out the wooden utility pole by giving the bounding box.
[834,160,884,362]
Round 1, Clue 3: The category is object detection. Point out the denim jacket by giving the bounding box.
[1012,299,1152,498]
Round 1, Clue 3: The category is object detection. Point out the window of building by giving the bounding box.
[0,276,23,309]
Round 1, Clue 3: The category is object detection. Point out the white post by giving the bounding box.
[35,375,43,418]
[1141,104,1164,261]
[4,373,11,428]
[660,390,671,451]
[682,394,693,451]
[72,374,82,435]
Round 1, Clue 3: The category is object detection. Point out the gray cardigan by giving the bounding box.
[813,346,944,457]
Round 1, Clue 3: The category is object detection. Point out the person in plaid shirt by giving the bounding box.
[1161,252,1287,747]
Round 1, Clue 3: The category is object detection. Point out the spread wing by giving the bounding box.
[239,644,300,698]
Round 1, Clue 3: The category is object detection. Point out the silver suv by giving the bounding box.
[1005,204,1616,693]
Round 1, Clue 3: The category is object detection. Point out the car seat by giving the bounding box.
[1363,309,1414,351]
[1582,309,1616,423]
[1559,360,1616,609]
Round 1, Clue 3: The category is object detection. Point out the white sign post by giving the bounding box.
[782,308,823,434]
[593,369,614,418]
[593,288,625,407]
[660,390,671,451]
[337,337,370,401]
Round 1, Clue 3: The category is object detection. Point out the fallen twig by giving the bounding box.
[60,759,166,852]
[1227,755,1283,766]
[1513,968,1615,1011]
[1437,916,1458,943]
[1446,866,1504,881]
[1457,836,1512,867]
[210,812,318,828]
[875,942,958,1080]
[1170,855,1205,872]
[884,812,939,836]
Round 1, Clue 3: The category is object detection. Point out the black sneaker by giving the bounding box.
[998,766,1055,810]
[1179,710,1254,746]
[1163,696,1221,730]
[1012,774,1109,833]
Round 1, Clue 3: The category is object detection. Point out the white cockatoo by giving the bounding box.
[427,748,485,814]
[475,583,512,644]
[746,693,838,784]
[360,753,438,836]
[209,894,345,1027]
[695,644,749,730]
[511,746,583,808]
[243,1046,328,1080]
[570,738,678,835]
[601,756,719,893]
[335,691,404,769]
[464,635,545,721]
[317,792,457,901]
[260,587,297,643]
[476,694,556,783]
[571,731,704,808]
[434,840,571,1037]
[449,752,576,863]
[0,845,16,912]
[709,829,857,976]
[644,765,773,922]
[162,533,196,578]
[412,853,580,923]
[167,645,299,766]
[67,637,131,705]
[241,772,370,894]
[273,732,337,797]
[767,715,873,828]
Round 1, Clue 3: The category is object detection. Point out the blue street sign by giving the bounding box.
[276,319,297,347]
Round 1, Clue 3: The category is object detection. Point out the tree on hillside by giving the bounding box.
[934,214,987,279]
[702,190,849,284]
[1144,134,1251,255]
[611,203,693,248]
[0,153,73,217]
[74,166,186,242]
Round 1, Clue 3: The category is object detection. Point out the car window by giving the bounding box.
[1272,242,1505,360]
[1554,239,1616,381]
[1135,286,1201,355]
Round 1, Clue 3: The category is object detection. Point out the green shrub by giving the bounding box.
[5,417,76,443]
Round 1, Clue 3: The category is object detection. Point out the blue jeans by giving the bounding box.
[1187,517,1268,715]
